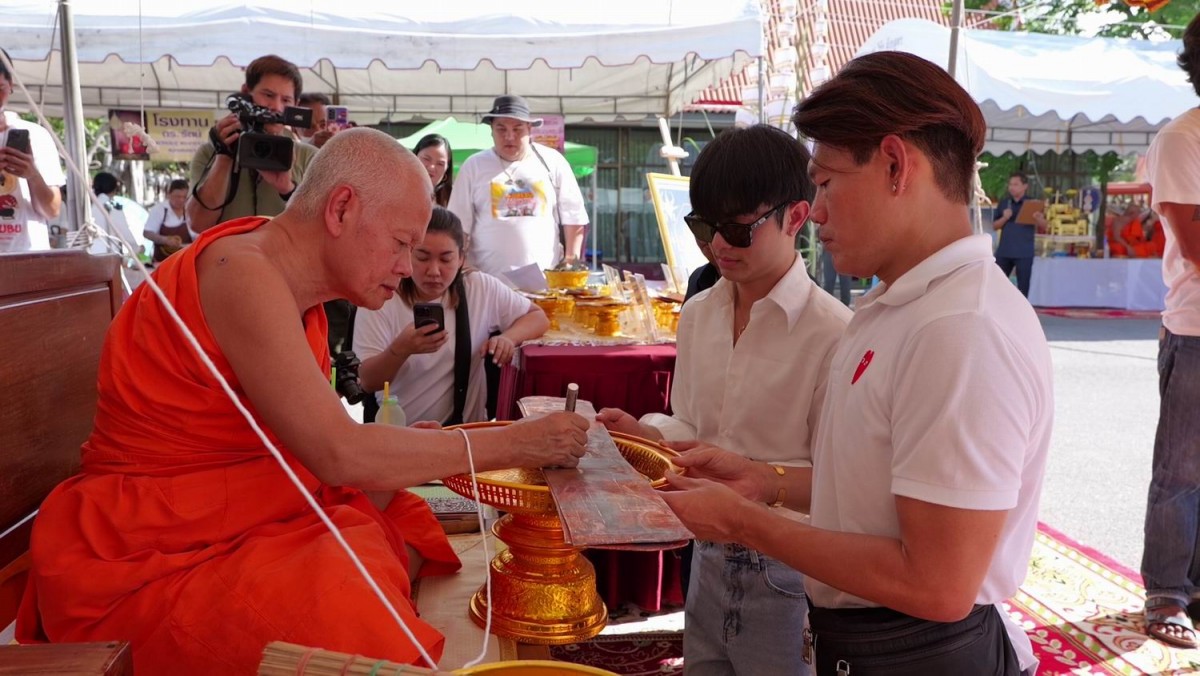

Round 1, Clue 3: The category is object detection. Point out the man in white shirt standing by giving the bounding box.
[597,124,851,676]
[447,95,588,276]
[657,52,1052,676]
[0,48,65,253]
[1139,13,1200,652]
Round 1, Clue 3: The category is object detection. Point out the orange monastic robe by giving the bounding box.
[17,218,461,674]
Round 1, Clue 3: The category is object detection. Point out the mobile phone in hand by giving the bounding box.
[413,302,445,334]
[326,106,349,131]
[5,129,30,155]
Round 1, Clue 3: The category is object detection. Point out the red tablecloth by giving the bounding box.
[498,344,678,421]
[498,343,685,612]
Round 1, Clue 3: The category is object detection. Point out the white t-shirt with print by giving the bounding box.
[447,145,589,277]
[1146,108,1200,336]
[353,271,535,424]
[807,234,1053,673]
[0,113,66,252]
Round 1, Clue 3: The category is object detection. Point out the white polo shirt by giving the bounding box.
[806,234,1052,668]
[642,252,852,470]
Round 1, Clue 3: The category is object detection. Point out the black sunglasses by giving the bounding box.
[683,200,793,248]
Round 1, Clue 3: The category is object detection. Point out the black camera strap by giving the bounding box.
[529,144,563,229]
[190,138,243,215]
[445,273,471,427]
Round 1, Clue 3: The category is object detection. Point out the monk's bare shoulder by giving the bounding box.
[195,230,293,314]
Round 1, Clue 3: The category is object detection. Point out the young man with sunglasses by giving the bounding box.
[598,124,851,676]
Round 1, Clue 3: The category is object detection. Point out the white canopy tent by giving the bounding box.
[857,18,1192,156]
[2,0,762,233]
[3,1,763,122]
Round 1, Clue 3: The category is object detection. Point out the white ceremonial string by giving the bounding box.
[0,50,452,672]
[456,428,494,668]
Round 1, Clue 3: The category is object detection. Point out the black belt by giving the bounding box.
[806,603,1020,676]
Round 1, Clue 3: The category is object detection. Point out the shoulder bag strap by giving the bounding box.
[445,274,472,426]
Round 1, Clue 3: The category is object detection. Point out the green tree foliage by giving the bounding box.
[950,0,1199,39]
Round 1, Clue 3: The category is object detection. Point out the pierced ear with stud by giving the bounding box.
[892,183,898,193]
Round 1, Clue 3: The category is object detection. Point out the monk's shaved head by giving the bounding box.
[290,127,431,220]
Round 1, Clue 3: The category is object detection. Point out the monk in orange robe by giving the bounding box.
[16,129,589,674]
[1109,204,1166,258]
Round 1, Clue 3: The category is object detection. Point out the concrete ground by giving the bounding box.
[1037,315,1161,572]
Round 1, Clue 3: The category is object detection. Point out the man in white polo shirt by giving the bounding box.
[1138,12,1200,651]
[659,52,1051,675]
[597,124,851,676]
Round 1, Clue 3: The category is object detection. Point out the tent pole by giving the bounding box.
[590,171,598,271]
[948,0,963,79]
[59,0,90,234]
[757,56,765,124]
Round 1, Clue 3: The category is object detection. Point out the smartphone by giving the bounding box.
[413,302,445,334]
[326,105,349,131]
[5,129,30,155]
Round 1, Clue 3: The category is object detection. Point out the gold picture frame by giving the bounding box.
[646,173,709,282]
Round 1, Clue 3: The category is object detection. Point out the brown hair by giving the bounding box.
[299,92,331,106]
[245,55,303,101]
[1182,13,1200,98]
[399,207,467,309]
[792,51,985,205]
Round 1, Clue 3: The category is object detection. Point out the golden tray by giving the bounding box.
[443,424,679,514]
[440,422,680,645]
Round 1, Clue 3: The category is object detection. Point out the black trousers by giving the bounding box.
[995,256,1033,298]
[807,604,1020,676]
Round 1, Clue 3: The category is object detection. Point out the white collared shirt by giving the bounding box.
[642,253,851,468]
[807,233,1052,671]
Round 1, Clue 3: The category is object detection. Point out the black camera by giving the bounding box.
[225,94,312,173]
[332,349,369,405]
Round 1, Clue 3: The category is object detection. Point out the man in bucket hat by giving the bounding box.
[448,94,589,276]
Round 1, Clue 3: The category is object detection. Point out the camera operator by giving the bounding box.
[187,54,317,232]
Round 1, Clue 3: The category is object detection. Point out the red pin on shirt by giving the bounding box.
[852,349,874,385]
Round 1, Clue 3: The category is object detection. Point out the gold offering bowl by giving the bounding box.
[529,296,560,330]
[653,298,681,333]
[544,269,590,290]
[575,300,628,337]
[442,422,681,645]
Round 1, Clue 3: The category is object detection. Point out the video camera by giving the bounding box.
[332,349,369,405]
[225,94,313,173]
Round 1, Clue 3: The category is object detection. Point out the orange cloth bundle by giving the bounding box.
[17,217,460,674]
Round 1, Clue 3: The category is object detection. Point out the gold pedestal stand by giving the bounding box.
[443,423,679,645]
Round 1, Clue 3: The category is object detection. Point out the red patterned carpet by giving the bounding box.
[550,632,682,675]
[1009,523,1200,675]
[1036,307,1161,320]
[553,523,1200,675]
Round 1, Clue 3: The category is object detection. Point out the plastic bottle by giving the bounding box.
[378,394,406,427]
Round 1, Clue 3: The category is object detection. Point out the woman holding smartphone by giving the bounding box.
[353,207,548,424]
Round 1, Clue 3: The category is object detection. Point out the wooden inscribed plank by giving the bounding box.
[522,396,692,547]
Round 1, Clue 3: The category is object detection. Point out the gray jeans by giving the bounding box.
[684,540,811,675]
[1141,327,1200,606]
